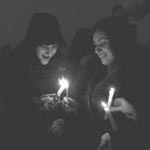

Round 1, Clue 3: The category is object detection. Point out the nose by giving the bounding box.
[45,48,50,55]
[46,48,49,54]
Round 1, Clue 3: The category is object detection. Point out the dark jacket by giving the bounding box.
[0,40,69,150]
[83,55,145,150]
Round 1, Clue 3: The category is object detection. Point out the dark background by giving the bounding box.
[0,0,150,49]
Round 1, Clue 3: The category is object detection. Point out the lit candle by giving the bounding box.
[57,77,69,97]
[101,101,117,131]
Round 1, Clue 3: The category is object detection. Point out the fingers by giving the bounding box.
[56,118,64,123]
[98,138,111,150]
[43,102,49,110]
[40,93,56,101]
[52,119,64,127]
[101,132,111,146]
[49,119,64,136]
[63,96,73,102]
[62,97,79,107]
[125,110,138,121]
[42,96,54,101]
[110,106,122,112]
[113,97,124,106]
[55,129,63,136]
[50,126,63,136]
[99,139,106,149]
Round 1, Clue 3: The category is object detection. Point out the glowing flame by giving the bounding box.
[57,77,69,97]
[109,87,115,94]
[58,77,69,89]
[101,101,109,112]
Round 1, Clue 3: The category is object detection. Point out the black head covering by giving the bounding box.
[26,12,66,47]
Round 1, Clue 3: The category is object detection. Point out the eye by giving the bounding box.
[100,41,109,47]
[52,44,57,49]
[39,45,49,50]
[94,38,109,48]
[47,44,58,50]
[95,46,102,53]
[41,44,47,48]
[98,41,109,48]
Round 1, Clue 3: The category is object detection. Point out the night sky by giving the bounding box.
[0,0,150,49]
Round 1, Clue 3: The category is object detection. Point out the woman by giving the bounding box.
[1,12,79,150]
[79,16,141,150]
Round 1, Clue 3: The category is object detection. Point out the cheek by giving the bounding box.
[36,48,41,59]
[36,47,45,56]
[105,47,113,56]
[109,50,114,59]
[107,51,115,64]
[110,54,115,62]
[39,51,45,58]
[50,49,57,56]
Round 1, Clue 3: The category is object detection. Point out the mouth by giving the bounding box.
[99,54,107,59]
[42,55,50,59]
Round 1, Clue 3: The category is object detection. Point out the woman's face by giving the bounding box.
[93,30,114,66]
[36,44,57,65]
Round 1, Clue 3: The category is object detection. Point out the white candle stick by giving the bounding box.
[107,87,115,108]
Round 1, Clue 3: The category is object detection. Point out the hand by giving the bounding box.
[61,97,79,115]
[34,93,59,111]
[98,132,111,150]
[49,118,64,136]
[110,97,137,121]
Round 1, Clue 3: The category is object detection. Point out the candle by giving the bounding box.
[57,77,69,97]
[107,87,115,108]
[101,101,117,131]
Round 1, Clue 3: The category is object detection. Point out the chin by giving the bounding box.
[101,60,108,65]
[41,60,49,65]
[101,58,111,66]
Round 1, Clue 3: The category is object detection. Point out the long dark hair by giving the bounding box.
[68,27,94,62]
[93,16,138,63]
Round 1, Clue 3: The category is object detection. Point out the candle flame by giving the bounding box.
[58,77,69,89]
[109,87,115,95]
[101,101,109,112]
[57,77,69,97]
